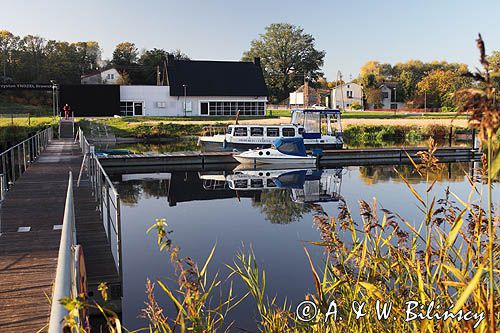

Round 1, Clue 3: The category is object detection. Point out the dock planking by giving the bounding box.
[0,139,120,332]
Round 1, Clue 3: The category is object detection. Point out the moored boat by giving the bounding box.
[198,108,343,150]
[233,138,317,166]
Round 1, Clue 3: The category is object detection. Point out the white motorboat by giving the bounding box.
[233,138,317,166]
[198,108,344,150]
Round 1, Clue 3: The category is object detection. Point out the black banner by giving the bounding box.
[0,83,54,90]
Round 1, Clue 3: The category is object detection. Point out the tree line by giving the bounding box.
[0,30,189,85]
[1,26,499,109]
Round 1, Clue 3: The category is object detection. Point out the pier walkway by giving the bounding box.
[0,128,121,332]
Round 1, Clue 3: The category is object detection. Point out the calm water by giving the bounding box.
[106,160,497,330]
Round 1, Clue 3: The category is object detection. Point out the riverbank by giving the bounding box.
[78,117,470,141]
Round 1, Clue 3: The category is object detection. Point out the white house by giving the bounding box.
[115,57,268,117]
[331,82,363,110]
[81,68,122,85]
[380,84,405,109]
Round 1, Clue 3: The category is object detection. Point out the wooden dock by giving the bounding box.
[0,139,120,332]
[97,146,479,168]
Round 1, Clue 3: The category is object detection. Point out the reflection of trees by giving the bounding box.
[358,162,471,185]
[251,189,311,224]
[116,181,143,206]
[141,180,170,199]
[116,180,170,205]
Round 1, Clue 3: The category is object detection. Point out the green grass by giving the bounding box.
[0,116,57,128]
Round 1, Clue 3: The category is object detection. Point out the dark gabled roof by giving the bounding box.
[166,58,268,97]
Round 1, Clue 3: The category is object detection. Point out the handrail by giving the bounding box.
[78,127,123,290]
[0,127,53,199]
[48,172,77,333]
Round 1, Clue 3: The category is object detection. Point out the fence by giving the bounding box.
[0,126,53,201]
[78,127,122,287]
[48,172,77,333]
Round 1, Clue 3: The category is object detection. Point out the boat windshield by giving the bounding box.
[304,112,321,133]
[291,111,305,125]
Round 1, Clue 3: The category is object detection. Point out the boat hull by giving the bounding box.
[233,155,317,166]
[200,139,343,151]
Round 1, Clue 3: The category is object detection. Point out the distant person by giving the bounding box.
[63,104,71,120]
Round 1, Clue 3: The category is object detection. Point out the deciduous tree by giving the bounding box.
[242,23,325,103]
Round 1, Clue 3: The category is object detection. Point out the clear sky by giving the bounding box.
[1,0,499,80]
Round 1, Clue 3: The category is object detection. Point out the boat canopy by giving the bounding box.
[272,138,307,157]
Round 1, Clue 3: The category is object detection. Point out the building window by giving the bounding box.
[390,103,398,109]
[234,127,248,136]
[267,127,279,137]
[347,91,353,98]
[107,73,114,80]
[282,128,295,137]
[207,101,265,116]
[120,101,134,116]
[251,127,264,136]
[383,92,389,99]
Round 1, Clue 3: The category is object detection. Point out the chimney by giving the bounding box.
[253,57,261,67]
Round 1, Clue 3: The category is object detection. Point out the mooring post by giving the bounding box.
[449,126,453,147]
[472,128,476,150]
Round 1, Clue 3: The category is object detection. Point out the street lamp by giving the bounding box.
[182,84,187,117]
[50,80,56,120]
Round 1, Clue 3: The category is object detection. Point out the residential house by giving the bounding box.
[81,68,122,85]
[379,83,405,109]
[331,82,363,110]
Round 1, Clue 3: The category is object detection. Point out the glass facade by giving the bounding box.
[208,101,265,116]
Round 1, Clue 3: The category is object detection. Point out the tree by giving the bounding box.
[364,87,383,109]
[112,42,138,67]
[0,30,15,80]
[73,41,101,74]
[169,49,190,61]
[19,35,46,82]
[416,69,472,108]
[44,40,80,83]
[242,23,325,103]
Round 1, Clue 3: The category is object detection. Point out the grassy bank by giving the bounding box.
[80,118,470,146]
[343,124,472,146]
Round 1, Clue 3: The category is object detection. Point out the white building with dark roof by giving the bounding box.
[64,57,268,117]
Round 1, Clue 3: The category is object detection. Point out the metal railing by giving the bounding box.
[0,127,53,201]
[48,172,77,333]
[78,127,123,286]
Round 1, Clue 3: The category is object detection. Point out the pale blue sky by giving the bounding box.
[1,0,499,79]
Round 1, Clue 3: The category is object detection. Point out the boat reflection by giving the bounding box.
[199,165,343,204]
